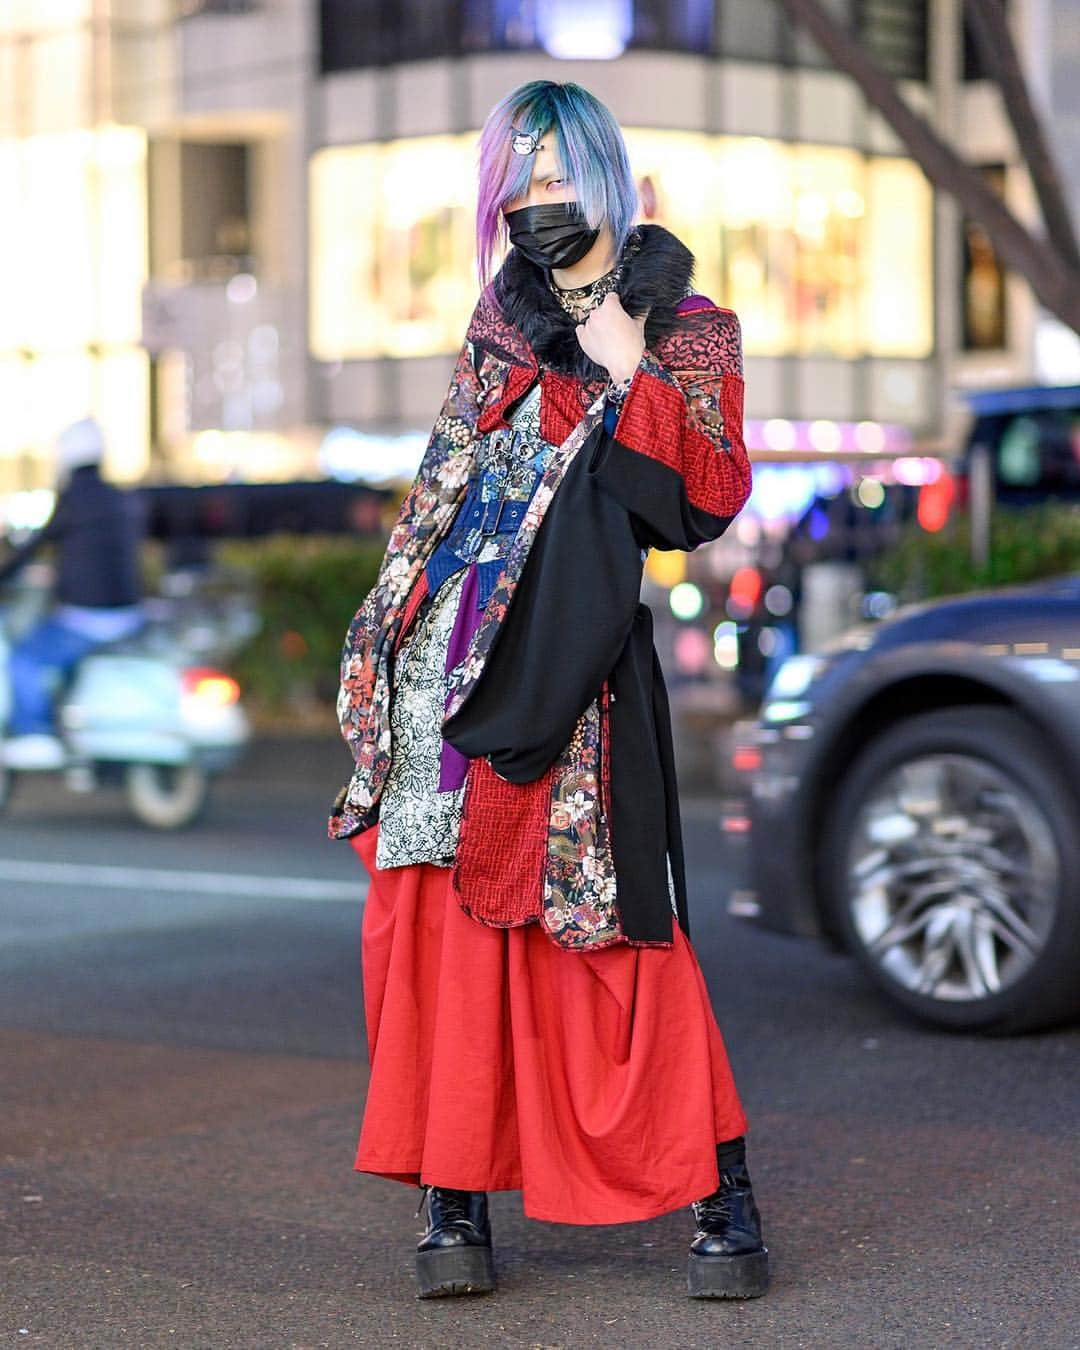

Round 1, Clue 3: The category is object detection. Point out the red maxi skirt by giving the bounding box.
[351,825,748,1225]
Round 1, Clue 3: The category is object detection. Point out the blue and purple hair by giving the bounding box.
[476,81,638,285]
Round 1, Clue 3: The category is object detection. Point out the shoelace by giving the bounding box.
[414,1183,471,1223]
[692,1170,741,1227]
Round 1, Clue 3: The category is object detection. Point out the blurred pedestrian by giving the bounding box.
[330,81,767,1301]
[0,417,143,769]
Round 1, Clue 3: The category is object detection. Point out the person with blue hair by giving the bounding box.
[330,81,768,1301]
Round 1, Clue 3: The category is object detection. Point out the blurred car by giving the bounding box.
[959,383,1080,505]
[723,573,1080,1034]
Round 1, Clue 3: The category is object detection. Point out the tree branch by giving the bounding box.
[963,0,1080,271]
[775,0,1080,331]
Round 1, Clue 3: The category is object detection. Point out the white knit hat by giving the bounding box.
[55,417,106,471]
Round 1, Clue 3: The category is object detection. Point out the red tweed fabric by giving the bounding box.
[540,370,590,446]
[452,756,553,926]
[614,368,749,518]
[476,361,537,433]
[718,373,747,465]
[394,569,430,653]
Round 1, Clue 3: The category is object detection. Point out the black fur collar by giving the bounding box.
[493,223,694,381]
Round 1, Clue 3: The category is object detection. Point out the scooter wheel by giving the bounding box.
[125,762,208,829]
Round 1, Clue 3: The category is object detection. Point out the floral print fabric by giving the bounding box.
[542,688,623,948]
[331,330,486,838]
[374,569,469,869]
[424,385,547,609]
[442,398,606,723]
[376,385,553,871]
[364,362,626,941]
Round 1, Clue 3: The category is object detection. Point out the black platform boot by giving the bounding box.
[687,1151,770,1299]
[415,1185,495,1299]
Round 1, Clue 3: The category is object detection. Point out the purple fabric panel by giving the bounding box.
[438,563,483,792]
[675,293,716,313]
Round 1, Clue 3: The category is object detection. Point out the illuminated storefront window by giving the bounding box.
[863,156,934,358]
[0,126,149,491]
[310,129,933,365]
[310,136,478,361]
[0,2,93,138]
[1,4,157,494]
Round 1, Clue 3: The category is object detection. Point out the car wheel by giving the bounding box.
[125,762,208,830]
[821,706,1080,1033]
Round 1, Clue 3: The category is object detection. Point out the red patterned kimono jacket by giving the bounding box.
[329,224,752,952]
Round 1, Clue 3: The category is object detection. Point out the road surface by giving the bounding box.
[1,737,1077,1347]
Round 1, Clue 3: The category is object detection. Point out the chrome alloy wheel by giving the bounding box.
[845,753,1059,1003]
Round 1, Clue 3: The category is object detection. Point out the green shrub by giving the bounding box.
[219,534,384,715]
[870,503,1080,602]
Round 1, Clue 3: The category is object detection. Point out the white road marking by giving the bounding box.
[0,858,365,902]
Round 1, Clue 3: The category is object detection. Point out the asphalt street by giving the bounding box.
[1,735,1077,1349]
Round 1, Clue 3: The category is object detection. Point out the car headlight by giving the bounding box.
[761,655,826,724]
[766,654,826,702]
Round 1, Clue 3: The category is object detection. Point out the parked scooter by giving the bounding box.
[0,571,251,829]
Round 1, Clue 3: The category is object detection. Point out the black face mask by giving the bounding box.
[504,203,600,270]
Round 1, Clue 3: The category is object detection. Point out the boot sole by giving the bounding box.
[416,1244,496,1299]
[688,1248,770,1299]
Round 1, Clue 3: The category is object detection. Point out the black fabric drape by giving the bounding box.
[442,429,692,944]
[607,601,690,942]
[587,435,736,552]
[442,429,641,785]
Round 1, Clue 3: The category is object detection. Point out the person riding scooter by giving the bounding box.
[0,417,144,770]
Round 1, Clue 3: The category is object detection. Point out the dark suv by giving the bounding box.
[724,574,1080,1033]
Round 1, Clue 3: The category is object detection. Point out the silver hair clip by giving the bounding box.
[510,127,540,155]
